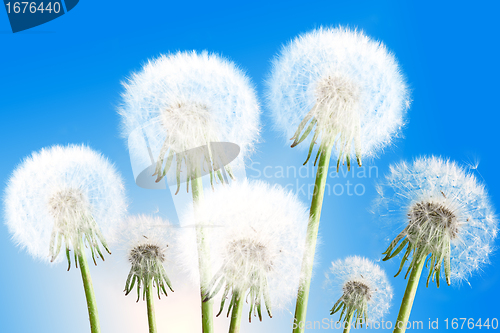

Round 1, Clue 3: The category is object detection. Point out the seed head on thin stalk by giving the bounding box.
[4,144,127,268]
[177,180,309,322]
[327,257,393,328]
[266,26,410,171]
[375,156,498,286]
[118,51,260,192]
[117,215,175,302]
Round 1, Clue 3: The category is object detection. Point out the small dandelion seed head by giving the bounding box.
[328,256,392,323]
[129,243,165,266]
[267,26,409,164]
[178,180,309,312]
[115,215,173,265]
[342,280,372,303]
[116,215,175,300]
[3,145,127,264]
[375,156,498,285]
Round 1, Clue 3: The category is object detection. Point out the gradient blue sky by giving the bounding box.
[1,1,499,332]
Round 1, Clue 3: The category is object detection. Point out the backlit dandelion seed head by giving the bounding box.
[178,180,309,320]
[375,156,498,285]
[327,256,393,323]
[4,145,127,265]
[118,51,261,187]
[267,26,409,168]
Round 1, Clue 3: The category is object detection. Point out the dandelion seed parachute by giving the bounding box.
[4,144,127,266]
[328,256,393,325]
[375,156,498,285]
[266,26,410,168]
[118,51,260,190]
[116,215,175,301]
[177,180,309,321]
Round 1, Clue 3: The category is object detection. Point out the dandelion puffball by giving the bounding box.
[376,156,498,285]
[267,27,409,168]
[118,51,260,186]
[328,256,393,324]
[178,180,309,321]
[4,144,127,267]
[117,215,175,301]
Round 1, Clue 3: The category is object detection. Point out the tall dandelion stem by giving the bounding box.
[394,258,425,333]
[343,311,353,333]
[293,147,332,333]
[228,292,244,333]
[191,170,214,333]
[146,282,157,333]
[77,238,101,333]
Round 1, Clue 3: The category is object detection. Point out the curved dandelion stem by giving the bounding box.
[77,237,101,333]
[394,258,425,333]
[146,282,157,333]
[228,292,244,333]
[290,113,313,145]
[65,247,71,271]
[191,169,214,333]
[216,285,231,317]
[292,147,332,333]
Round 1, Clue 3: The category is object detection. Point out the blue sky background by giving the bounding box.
[1,1,499,332]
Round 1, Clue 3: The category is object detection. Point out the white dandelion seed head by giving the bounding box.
[267,26,409,160]
[119,51,260,157]
[178,180,309,310]
[375,156,498,284]
[328,256,393,322]
[4,144,127,264]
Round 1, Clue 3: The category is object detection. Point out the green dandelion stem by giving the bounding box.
[394,258,425,333]
[343,311,353,333]
[146,282,157,333]
[77,237,101,333]
[191,169,214,333]
[292,147,332,333]
[228,292,244,333]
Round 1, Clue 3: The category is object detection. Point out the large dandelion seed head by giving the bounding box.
[119,51,260,186]
[328,256,393,323]
[4,145,127,265]
[178,180,309,319]
[375,156,498,285]
[267,26,409,167]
